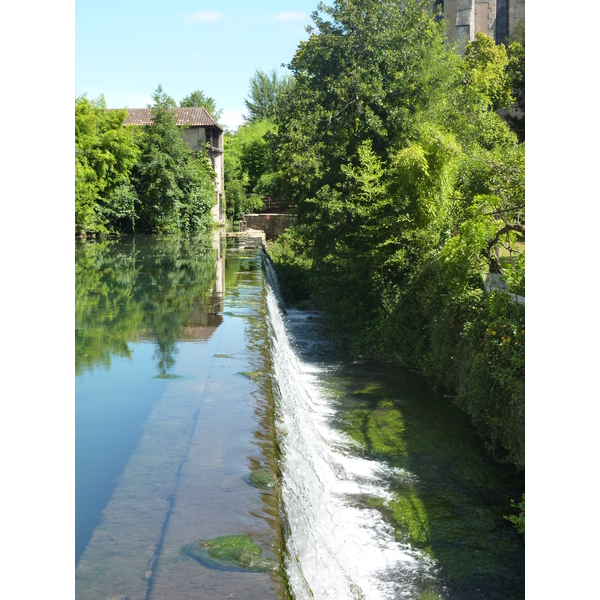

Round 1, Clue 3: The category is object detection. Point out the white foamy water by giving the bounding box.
[263,259,435,600]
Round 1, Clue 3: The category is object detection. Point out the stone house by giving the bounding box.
[121,107,225,225]
[433,0,525,48]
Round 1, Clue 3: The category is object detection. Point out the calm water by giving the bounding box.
[75,234,285,599]
[76,234,524,600]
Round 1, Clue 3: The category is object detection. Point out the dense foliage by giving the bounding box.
[223,119,281,221]
[222,69,296,223]
[75,86,216,236]
[268,0,525,467]
[130,86,216,233]
[243,69,294,123]
[75,95,140,234]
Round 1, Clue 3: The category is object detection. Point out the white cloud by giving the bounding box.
[182,11,225,24]
[189,53,204,62]
[275,11,307,21]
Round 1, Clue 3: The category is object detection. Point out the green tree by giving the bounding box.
[244,69,293,122]
[267,0,525,466]
[179,89,223,122]
[272,0,458,208]
[463,33,514,111]
[223,119,281,221]
[131,86,215,233]
[75,95,140,235]
[153,85,177,108]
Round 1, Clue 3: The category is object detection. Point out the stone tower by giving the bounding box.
[434,0,524,47]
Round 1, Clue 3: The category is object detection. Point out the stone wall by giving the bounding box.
[440,0,523,47]
[244,214,297,240]
[509,0,525,33]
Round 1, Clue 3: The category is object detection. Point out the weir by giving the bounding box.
[75,236,524,600]
[264,260,434,599]
[263,256,524,599]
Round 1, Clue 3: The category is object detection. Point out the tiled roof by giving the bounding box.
[120,107,222,130]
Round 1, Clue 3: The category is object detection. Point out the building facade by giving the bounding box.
[433,0,524,47]
[121,107,225,225]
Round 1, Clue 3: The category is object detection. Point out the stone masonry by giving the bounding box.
[434,0,524,48]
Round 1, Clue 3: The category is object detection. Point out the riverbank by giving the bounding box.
[266,236,525,471]
[264,256,525,599]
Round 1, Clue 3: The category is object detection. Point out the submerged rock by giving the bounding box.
[237,370,268,381]
[183,535,278,572]
[246,469,277,490]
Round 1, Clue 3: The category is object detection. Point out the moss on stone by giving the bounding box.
[388,491,430,544]
[237,370,268,381]
[183,535,278,572]
[419,591,445,600]
[366,408,406,455]
[247,469,277,490]
[343,406,407,456]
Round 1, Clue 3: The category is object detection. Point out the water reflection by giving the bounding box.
[76,235,285,600]
[75,233,224,377]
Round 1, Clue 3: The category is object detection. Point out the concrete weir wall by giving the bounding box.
[244,214,296,240]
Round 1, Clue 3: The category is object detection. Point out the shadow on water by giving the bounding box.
[332,363,525,600]
[273,298,524,599]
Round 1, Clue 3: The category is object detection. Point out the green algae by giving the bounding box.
[214,353,234,359]
[183,535,278,572]
[419,592,445,600]
[343,405,407,456]
[246,469,277,490]
[331,365,524,598]
[388,491,430,544]
[237,370,268,381]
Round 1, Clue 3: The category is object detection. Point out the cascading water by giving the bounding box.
[262,256,436,600]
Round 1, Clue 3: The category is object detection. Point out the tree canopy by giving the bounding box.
[75,86,216,235]
[267,0,525,467]
[75,95,140,234]
[179,89,223,122]
[243,69,293,122]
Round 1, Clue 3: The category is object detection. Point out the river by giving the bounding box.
[75,233,524,599]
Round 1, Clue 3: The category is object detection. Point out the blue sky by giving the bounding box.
[76,1,324,130]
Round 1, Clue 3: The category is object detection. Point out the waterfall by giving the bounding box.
[262,256,435,600]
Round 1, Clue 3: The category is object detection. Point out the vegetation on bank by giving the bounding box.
[75,86,219,236]
[264,0,525,469]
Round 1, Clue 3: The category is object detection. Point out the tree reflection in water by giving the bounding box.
[75,233,225,377]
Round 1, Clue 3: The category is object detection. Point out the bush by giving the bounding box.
[268,232,314,306]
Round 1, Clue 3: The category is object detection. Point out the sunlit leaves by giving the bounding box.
[75,95,141,234]
[463,33,513,111]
